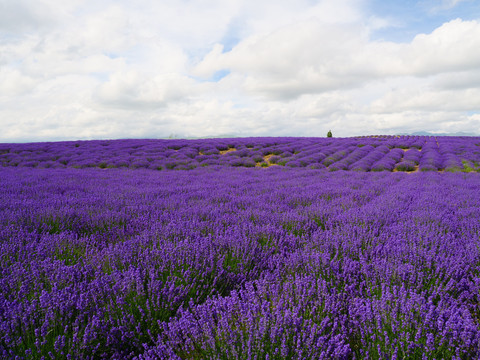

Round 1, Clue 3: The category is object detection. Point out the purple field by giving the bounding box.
[1,136,480,359]
[1,135,480,173]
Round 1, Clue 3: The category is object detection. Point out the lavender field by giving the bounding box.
[1,136,480,359]
[1,135,480,173]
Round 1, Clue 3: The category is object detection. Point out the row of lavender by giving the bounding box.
[1,136,479,172]
[1,167,480,359]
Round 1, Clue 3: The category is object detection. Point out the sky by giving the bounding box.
[1,0,480,142]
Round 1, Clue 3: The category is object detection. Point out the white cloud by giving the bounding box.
[406,19,480,75]
[95,71,197,109]
[191,17,480,107]
[0,0,79,33]
[370,84,480,113]
[433,70,480,90]
[0,67,36,95]
[0,0,479,142]
[193,19,371,99]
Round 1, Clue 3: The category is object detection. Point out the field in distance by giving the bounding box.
[1,135,480,172]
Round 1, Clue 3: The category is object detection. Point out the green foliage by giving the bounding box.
[395,162,416,172]
[445,166,463,173]
[461,160,479,172]
[323,157,335,166]
[327,130,333,138]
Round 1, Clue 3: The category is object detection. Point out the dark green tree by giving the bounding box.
[327,130,332,138]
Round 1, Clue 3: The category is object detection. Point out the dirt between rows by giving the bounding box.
[255,154,278,167]
[219,148,237,154]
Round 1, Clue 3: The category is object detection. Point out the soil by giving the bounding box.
[219,148,236,155]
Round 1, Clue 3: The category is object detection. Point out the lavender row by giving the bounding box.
[1,167,480,359]
[1,136,480,172]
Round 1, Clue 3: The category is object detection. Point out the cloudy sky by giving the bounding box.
[1,0,480,142]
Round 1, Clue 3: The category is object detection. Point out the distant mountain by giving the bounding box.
[405,131,479,137]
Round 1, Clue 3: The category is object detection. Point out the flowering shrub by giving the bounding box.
[394,161,416,172]
[328,162,348,171]
[403,149,421,164]
[419,164,437,171]
[268,155,281,164]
